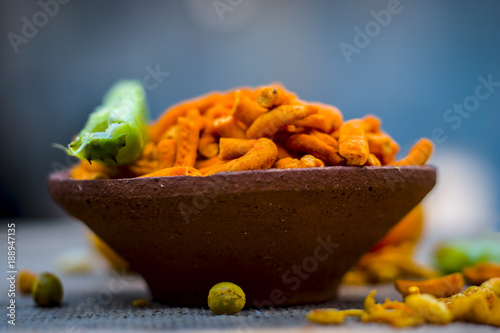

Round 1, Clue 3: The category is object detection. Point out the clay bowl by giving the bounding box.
[48,166,436,307]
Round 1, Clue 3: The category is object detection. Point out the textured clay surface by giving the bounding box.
[48,166,436,306]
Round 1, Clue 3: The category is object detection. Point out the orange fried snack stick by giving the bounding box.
[157,139,176,169]
[219,138,257,160]
[366,154,382,166]
[128,141,159,176]
[198,120,219,159]
[88,232,130,272]
[309,129,339,148]
[174,109,201,167]
[362,114,381,133]
[70,160,115,180]
[256,87,296,108]
[293,114,329,133]
[150,92,224,142]
[232,90,267,127]
[140,166,202,177]
[447,292,491,323]
[393,138,433,166]
[405,294,453,325]
[366,133,399,165]
[286,134,344,166]
[246,105,318,139]
[195,156,221,170]
[213,115,247,139]
[298,155,325,168]
[160,124,179,141]
[372,205,423,251]
[481,277,500,297]
[205,103,233,120]
[463,263,500,285]
[274,155,324,169]
[283,125,307,134]
[330,128,340,140]
[306,308,363,325]
[294,105,343,133]
[204,138,278,176]
[317,103,343,130]
[276,143,293,159]
[274,157,300,169]
[338,119,370,166]
[488,297,500,327]
[395,273,465,298]
[196,157,224,174]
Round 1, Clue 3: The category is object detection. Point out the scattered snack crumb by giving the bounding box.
[395,273,464,298]
[56,247,94,275]
[309,278,500,328]
[343,206,436,285]
[88,232,130,273]
[343,242,436,285]
[463,262,500,285]
[306,308,362,325]
[405,293,453,325]
[481,277,500,296]
[132,299,149,307]
[408,286,420,295]
[18,269,37,295]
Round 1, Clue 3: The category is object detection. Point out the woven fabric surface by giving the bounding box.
[0,219,496,332]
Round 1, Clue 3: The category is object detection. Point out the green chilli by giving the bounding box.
[56,80,149,165]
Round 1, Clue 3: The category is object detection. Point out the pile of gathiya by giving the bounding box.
[70,84,433,179]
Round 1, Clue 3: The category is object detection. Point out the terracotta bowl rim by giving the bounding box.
[50,165,436,182]
[49,165,436,197]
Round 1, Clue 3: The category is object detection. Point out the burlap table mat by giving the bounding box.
[1,219,495,332]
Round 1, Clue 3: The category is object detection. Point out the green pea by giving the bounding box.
[208,282,246,315]
[435,246,471,274]
[33,272,63,307]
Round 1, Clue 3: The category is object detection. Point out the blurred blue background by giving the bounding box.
[0,0,499,227]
